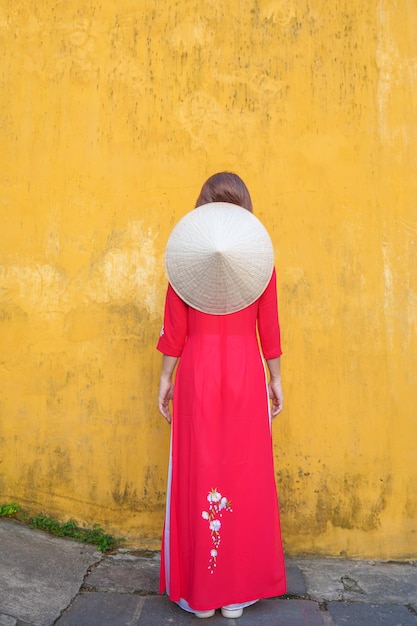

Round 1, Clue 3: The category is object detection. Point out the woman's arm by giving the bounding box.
[257,270,284,417]
[158,355,179,423]
[156,285,188,423]
[266,356,284,417]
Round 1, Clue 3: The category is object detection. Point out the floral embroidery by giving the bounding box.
[201,488,233,573]
[159,325,164,337]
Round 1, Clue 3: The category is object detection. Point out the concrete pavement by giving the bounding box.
[1,518,417,625]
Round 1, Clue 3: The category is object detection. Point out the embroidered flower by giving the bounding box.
[159,325,164,337]
[207,489,222,503]
[201,488,233,574]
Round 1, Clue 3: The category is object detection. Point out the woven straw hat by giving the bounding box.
[165,202,274,315]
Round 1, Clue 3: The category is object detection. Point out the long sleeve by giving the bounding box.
[257,267,282,359]
[156,283,188,357]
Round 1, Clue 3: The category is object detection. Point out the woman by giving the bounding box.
[157,172,286,619]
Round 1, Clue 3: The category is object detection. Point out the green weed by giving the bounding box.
[0,502,22,517]
[0,503,124,552]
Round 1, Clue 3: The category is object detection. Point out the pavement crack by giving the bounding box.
[128,598,145,625]
[407,604,417,616]
[81,584,158,596]
[341,575,365,594]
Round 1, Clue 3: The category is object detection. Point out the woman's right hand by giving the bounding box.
[266,357,284,418]
[268,377,284,417]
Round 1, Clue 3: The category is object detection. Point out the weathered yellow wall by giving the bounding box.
[0,0,416,557]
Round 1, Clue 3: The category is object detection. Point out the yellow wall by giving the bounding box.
[0,0,416,557]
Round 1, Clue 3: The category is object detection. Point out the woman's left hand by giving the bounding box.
[159,377,174,423]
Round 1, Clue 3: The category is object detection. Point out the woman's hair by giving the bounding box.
[195,172,253,212]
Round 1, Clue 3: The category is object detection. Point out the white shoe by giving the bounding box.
[221,607,243,618]
[195,609,215,618]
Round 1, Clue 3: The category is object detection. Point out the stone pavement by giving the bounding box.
[1,518,417,626]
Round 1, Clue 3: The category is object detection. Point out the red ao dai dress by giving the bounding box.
[157,268,286,612]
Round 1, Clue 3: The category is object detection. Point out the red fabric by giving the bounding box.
[157,268,286,611]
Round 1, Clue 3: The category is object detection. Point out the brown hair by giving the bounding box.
[195,172,253,213]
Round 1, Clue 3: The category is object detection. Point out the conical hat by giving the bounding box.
[165,202,274,315]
